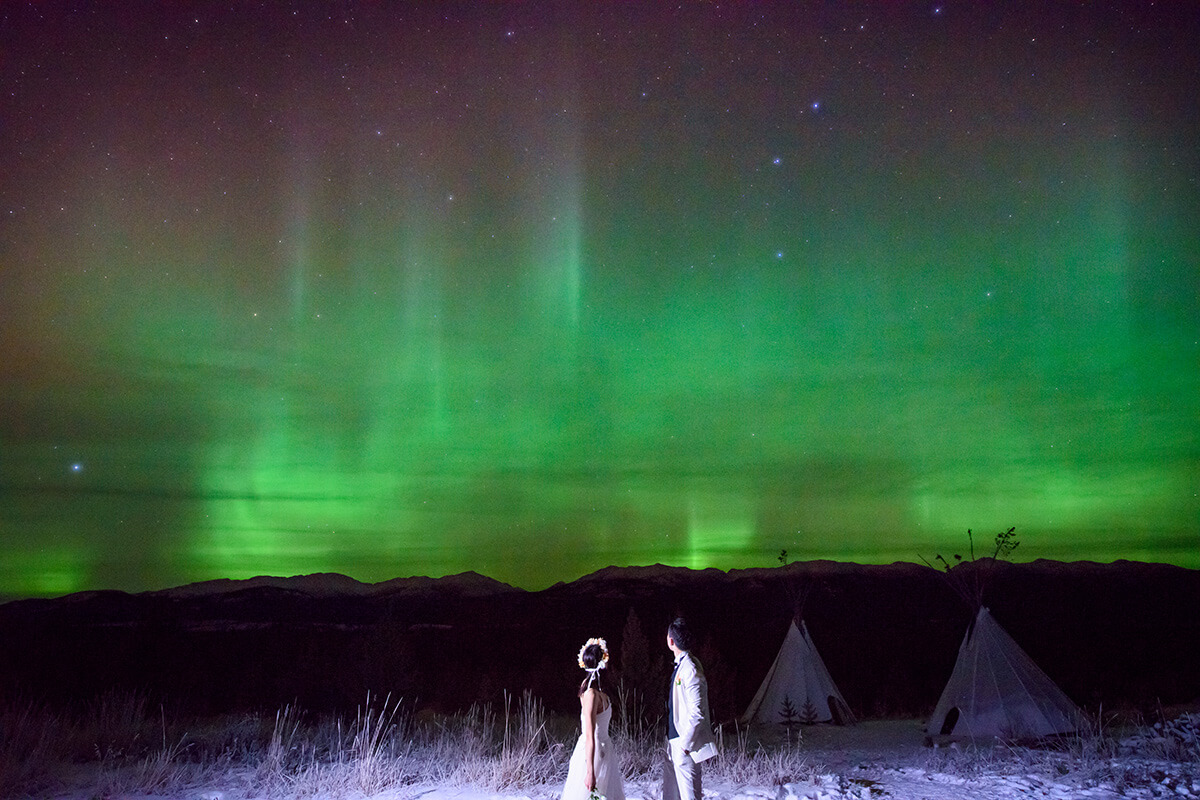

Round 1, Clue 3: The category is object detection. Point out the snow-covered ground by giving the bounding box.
[36,716,1200,800]
[80,765,1200,800]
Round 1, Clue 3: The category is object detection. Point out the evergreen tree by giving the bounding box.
[778,694,799,729]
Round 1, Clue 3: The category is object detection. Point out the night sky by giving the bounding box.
[2,2,1197,598]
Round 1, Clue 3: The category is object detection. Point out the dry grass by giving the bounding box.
[713,724,816,787]
[4,691,1199,800]
[0,696,63,796]
[486,690,560,790]
[612,682,664,780]
[913,708,1200,796]
[94,731,192,797]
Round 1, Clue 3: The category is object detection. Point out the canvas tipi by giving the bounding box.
[926,606,1083,740]
[742,619,854,725]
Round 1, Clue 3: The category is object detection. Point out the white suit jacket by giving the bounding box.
[669,652,718,762]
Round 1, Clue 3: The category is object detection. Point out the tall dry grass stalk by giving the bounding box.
[255,702,302,787]
[487,689,558,790]
[347,692,408,795]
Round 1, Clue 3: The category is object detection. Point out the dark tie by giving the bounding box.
[667,659,681,739]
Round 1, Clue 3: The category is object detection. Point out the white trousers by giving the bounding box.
[663,740,701,800]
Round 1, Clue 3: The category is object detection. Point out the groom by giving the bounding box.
[664,617,718,800]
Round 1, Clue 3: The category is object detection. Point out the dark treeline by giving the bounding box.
[1,560,1196,722]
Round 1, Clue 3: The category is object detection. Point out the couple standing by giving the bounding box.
[562,618,718,800]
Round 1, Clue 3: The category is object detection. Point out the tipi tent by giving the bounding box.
[927,606,1083,740]
[742,619,854,725]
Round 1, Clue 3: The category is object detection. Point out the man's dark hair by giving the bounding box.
[668,617,695,651]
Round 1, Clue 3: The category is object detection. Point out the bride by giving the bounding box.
[562,638,626,800]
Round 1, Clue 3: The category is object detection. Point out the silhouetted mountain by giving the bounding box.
[150,572,373,599]
[0,561,1196,720]
[368,570,522,598]
[148,570,521,600]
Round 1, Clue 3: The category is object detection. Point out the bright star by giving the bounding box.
[71,463,82,472]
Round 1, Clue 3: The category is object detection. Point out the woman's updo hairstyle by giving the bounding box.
[580,643,606,670]
[576,637,609,696]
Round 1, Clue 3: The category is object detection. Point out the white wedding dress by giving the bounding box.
[562,702,625,800]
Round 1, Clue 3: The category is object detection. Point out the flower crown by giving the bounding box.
[577,637,610,672]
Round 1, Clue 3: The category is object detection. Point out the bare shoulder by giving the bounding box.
[581,687,611,714]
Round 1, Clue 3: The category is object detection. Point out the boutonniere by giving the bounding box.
[675,678,682,686]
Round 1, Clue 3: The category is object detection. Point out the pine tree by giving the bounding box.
[778,694,799,728]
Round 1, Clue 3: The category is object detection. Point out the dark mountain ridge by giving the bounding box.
[1,560,1196,721]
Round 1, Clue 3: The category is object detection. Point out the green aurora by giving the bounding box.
[1,3,1197,597]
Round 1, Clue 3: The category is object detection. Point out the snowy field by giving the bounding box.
[5,695,1197,800]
